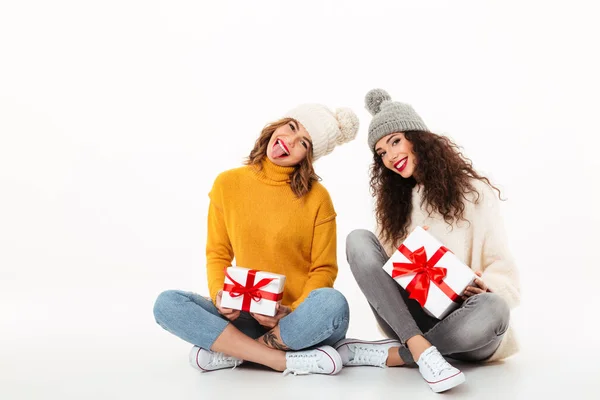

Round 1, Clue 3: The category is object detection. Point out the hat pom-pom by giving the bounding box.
[365,88,391,116]
[335,108,359,144]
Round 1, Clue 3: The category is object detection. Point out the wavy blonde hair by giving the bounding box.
[245,118,320,198]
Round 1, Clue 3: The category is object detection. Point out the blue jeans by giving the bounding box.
[153,288,350,351]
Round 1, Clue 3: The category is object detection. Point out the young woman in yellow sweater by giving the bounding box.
[336,89,520,393]
[154,103,358,375]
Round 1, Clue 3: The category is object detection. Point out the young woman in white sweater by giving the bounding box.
[336,89,520,393]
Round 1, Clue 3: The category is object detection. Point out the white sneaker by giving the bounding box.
[283,345,343,376]
[416,346,465,393]
[188,346,243,372]
[334,338,401,367]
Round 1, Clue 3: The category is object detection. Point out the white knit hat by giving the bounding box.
[284,104,359,161]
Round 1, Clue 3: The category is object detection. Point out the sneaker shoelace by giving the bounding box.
[351,345,387,367]
[208,351,242,370]
[282,352,323,376]
[425,349,454,376]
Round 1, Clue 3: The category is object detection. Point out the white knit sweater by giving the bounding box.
[378,179,520,362]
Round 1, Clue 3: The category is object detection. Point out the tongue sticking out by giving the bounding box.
[272,142,287,158]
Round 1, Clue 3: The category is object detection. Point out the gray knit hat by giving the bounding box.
[365,89,429,152]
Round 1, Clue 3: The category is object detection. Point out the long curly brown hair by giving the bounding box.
[246,118,320,198]
[370,130,502,245]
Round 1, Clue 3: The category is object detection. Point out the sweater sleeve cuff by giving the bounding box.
[482,273,520,309]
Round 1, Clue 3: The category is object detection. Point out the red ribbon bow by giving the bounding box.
[223,269,283,312]
[392,245,458,307]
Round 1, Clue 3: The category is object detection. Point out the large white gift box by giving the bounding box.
[382,226,476,319]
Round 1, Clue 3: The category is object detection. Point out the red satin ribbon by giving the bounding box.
[223,269,283,312]
[392,245,459,308]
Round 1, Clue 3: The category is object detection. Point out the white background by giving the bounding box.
[1,1,599,398]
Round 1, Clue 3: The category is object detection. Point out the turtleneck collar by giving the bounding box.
[252,158,295,186]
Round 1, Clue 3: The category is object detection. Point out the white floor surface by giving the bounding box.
[2,284,598,400]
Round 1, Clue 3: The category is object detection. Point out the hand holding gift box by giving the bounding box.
[220,266,286,317]
[382,226,476,319]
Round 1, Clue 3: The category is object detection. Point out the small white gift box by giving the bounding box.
[221,266,286,317]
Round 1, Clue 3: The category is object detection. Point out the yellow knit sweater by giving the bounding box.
[206,158,338,309]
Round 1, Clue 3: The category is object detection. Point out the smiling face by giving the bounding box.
[266,120,313,167]
[374,132,416,178]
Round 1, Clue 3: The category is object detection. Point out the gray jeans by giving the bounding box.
[346,229,510,364]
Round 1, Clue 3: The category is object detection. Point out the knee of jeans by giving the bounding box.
[469,293,510,336]
[308,288,349,323]
[153,290,182,323]
[346,229,375,253]
[346,229,380,271]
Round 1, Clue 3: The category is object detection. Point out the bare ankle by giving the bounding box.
[406,335,432,361]
[385,347,405,367]
[270,353,288,371]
